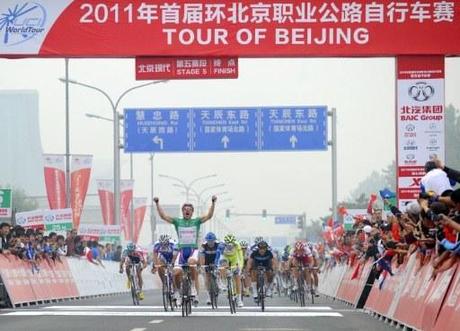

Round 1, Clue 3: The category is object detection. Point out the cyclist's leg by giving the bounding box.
[187,249,199,295]
[173,251,184,300]
[250,268,258,299]
[218,257,229,290]
[290,258,300,290]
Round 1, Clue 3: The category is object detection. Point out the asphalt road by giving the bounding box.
[0,289,397,331]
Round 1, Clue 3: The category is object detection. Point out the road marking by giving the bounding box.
[2,311,343,318]
[43,305,332,311]
[149,319,164,324]
[129,329,146,331]
[240,329,307,331]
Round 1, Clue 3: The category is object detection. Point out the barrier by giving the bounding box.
[321,253,460,331]
[318,262,347,298]
[0,255,78,305]
[0,255,161,306]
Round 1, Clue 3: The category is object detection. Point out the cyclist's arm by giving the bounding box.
[237,246,244,270]
[119,254,125,272]
[154,199,174,224]
[200,198,216,223]
[246,257,254,273]
[214,243,224,265]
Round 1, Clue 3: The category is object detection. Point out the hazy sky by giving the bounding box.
[1,57,460,232]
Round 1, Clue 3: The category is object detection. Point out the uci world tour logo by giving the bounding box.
[0,2,46,46]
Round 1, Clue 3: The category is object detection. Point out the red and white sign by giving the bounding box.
[97,179,114,225]
[43,154,66,210]
[1,1,459,57]
[120,180,134,241]
[396,56,445,209]
[136,57,238,80]
[70,155,92,229]
[78,224,105,241]
[133,197,147,244]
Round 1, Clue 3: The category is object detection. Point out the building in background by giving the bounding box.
[0,90,44,196]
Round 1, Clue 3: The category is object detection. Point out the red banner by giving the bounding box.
[1,1,460,57]
[133,197,147,244]
[120,180,134,241]
[43,154,66,210]
[136,57,238,80]
[97,179,114,225]
[70,155,92,229]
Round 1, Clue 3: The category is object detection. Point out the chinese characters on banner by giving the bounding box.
[136,57,238,79]
[0,1,459,56]
[396,56,445,210]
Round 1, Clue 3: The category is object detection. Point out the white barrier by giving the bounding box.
[318,262,348,297]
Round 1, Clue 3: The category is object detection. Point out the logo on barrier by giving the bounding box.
[16,216,26,226]
[408,82,435,102]
[0,2,46,46]
[44,214,55,223]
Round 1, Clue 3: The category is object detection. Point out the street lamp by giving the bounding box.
[85,112,135,239]
[158,173,217,201]
[59,78,168,226]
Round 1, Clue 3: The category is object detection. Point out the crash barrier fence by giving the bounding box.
[0,255,161,307]
[318,254,460,331]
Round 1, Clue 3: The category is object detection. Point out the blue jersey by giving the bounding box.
[153,242,177,263]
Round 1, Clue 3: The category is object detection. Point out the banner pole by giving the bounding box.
[65,58,71,209]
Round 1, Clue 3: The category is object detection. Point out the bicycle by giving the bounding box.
[180,264,194,317]
[225,263,238,314]
[204,264,219,310]
[127,263,141,306]
[157,263,175,312]
[255,266,267,312]
[305,266,319,304]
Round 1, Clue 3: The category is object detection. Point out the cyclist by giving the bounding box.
[119,242,147,300]
[247,240,276,301]
[307,241,320,297]
[152,234,178,296]
[250,236,266,252]
[199,232,220,305]
[280,245,292,291]
[154,196,216,306]
[217,234,244,307]
[289,241,313,293]
[239,240,251,297]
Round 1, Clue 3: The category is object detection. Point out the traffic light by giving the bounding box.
[262,209,267,220]
[297,214,306,229]
[225,209,230,220]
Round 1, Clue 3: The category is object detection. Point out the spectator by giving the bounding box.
[56,235,67,257]
[421,160,453,196]
[0,222,11,254]
[66,229,78,256]
[103,243,114,260]
[112,245,123,262]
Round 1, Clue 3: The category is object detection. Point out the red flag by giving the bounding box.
[70,155,92,229]
[327,217,334,227]
[367,193,378,214]
[43,154,66,209]
[97,180,114,225]
[338,206,348,216]
[351,263,361,280]
[120,180,134,241]
[133,197,147,244]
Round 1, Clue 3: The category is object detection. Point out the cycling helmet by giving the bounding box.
[284,245,291,253]
[224,234,237,244]
[205,232,217,241]
[254,236,264,245]
[127,242,135,251]
[294,241,305,250]
[257,240,268,249]
[159,234,171,244]
[306,241,314,249]
[239,240,249,249]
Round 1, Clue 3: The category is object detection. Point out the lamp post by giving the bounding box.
[149,153,156,243]
[85,112,135,239]
[59,78,168,226]
[158,174,218,202]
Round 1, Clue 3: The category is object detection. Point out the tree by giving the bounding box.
[445,104,460,168]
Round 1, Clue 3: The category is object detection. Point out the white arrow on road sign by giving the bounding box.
[153,136,164,150]
[289,135,298,148]
[221,135,230,149]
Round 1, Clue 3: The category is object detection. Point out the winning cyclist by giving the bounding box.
[152,234,178,296]
[217,234,244,308]
[119,242,147,300]
[154,195,216,306]
[199,232,220,305]
[247,240,277,300]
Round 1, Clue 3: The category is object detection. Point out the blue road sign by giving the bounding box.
[274,216,297,225]
[260,106,328,151]
[124,106,328,153]
[192,107,258,152]
[124,108,191,152]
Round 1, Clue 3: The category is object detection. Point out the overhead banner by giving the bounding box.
[133,197,147,244]
[0,1,459,57]
[120,180,134,241]
[0,189,12,218]
[396,56,445,209]
[70,155,93,229]
[43,154,66,210]
[97,179,114,225]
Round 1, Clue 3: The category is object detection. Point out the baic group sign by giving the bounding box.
[0,0,459,57]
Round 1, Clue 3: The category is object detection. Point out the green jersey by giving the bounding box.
[172,218,202,248]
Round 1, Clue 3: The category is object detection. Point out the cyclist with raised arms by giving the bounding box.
[247,240,277,301]
[216,234,245,307]
[119,242,147,300]
[154,195,216,306]
[151,234,178,297]
[199,232,220,305]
